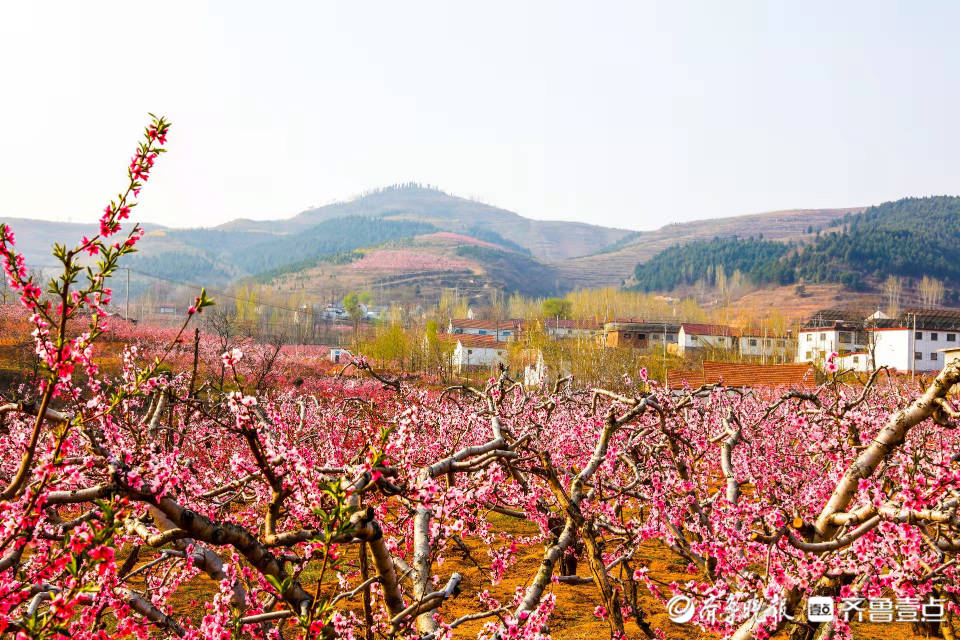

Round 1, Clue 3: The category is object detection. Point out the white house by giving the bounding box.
[363,305,389,321]
[677,324,739,356]
[448,318,517,342]
[738,331,794,362]
[871,326,960,373]
[450,334,507,372]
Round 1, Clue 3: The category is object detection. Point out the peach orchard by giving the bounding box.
[1,117,960,640]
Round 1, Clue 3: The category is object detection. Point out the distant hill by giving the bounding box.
[217,184,632,262]
[3,186,612,297]
[553,207,863,289]
[1,218,169,266]
[12,191,959,307]
[628,196,960,304]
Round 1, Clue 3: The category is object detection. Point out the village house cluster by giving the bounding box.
[438,307,960,381]
[438,317,797,374]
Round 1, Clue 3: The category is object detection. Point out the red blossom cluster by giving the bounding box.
[348,250,473,273]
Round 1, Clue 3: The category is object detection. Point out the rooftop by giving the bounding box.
[439,333,505,349]
[449,318,519,331]
[667,361,816,389]
[680,323,740,337]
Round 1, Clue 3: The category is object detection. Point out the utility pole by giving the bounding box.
[912,312,916,383]
[662,322,668,383]
[126,268,130,321]
[762,325,767,366]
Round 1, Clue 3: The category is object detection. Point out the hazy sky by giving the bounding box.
[1,1,958,231]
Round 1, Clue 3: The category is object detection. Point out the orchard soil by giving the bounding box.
[162,512,925,639]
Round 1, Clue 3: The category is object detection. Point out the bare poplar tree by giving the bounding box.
[920,275,945,309]
[883,275,902,317]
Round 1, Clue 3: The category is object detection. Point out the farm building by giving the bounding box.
[602,322,679,349]
[539,318,601,339]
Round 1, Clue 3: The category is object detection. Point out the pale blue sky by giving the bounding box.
[1,1,957,231]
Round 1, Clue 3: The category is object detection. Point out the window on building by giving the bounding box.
[820,333,826,340]
[915,352,922,360]
[778,340,786,346]
[805,351,812,359]
[806,334,813,342]
[623,332,632,338]
[749,339,758,346]
[932,353,939,361]
[853,356,860,364]
[931,333,939,341]
[948,334,957,342]
[765,339,772,346]
[478,330,487,335]
[467,349,473,354]
[638,333,646,340]
[840,332,852,343]
[916,331,923,340]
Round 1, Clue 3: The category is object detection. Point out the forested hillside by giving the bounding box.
[784,196,960,286]
[631,195,960,298]
[631,237,790,292]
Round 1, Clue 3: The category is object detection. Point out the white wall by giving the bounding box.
[911,328,959,371]
[796,329,860,363]
[740,336,792,359]
[678,328,734,355]
[452,342,506,371]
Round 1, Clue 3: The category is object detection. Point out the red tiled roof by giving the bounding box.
[439,333,505,349]
[681,323,740,337]
[450,318,519,331]
[668,361,815,389]
[666,369,705,388]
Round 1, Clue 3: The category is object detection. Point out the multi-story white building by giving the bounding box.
[796,323,867,364]
[797,309,960,373]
